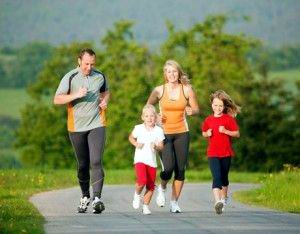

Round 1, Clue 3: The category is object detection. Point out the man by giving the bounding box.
[54,48,109,214]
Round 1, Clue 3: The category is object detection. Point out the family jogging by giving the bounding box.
[54,48,241,215]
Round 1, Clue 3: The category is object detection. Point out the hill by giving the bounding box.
[0,0,299,49]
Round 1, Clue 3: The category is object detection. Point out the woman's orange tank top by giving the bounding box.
[159,84,189,134]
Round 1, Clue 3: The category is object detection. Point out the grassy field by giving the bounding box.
[269,68,300,82]
[269,68,300,92]
[234,166,300,213]
[0,88,30,119]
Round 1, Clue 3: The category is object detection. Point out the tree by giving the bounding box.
[156,15,257,168]
[16,42,92,168]
[99,21,155,168]
[10,42,53,87]
[233,63,299,171]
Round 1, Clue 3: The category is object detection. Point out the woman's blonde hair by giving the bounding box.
[163,60,190,85]
[210,90,241,117]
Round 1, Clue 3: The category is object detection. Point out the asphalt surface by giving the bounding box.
[30,183,300,234]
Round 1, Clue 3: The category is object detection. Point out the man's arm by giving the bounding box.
[53,87,87,105]
[99,91,110,110]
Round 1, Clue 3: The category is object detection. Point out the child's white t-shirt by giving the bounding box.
[131,124,165,168]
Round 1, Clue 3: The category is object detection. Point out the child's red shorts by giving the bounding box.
[134,162,156,191]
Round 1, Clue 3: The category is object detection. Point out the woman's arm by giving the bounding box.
[147,86,161,105]
[185,85,200,116]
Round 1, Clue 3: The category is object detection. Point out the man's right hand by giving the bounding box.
[76,87,88,98]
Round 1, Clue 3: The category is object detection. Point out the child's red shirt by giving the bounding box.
[201,114,239,157]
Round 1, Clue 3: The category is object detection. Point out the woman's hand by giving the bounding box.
[185,106,193,115]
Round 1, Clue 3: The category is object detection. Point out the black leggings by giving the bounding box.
[209,157,231,189]
[69,127,105,199]
[160,132,190,181]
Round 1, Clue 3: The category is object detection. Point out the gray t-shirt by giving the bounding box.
[55,67,108,132]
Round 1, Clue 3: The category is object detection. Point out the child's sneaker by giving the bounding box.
[156,185,166,207]
[221,197,228,212]
[77,196,90,213]
[92,197,105,214]
[214,200,224,215]
[132,193,141,209]
[170,200,181,213]
[142,204,151,215]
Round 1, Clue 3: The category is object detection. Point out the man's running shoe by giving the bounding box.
[214,200,224,215]
[156,185,166,207]
[77,196,90,213]
[92,197,105,214]
[170,200,181,213]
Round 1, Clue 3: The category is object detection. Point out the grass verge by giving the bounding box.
[234,165,300,213]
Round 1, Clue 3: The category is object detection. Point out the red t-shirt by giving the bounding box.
[201,114,239,157]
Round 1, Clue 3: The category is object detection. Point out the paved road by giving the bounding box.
[30,183,300,234]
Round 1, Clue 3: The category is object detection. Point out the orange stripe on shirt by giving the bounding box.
[67,103,75,132]
[100,109,106,126]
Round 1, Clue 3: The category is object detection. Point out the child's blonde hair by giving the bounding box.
[210,90,241,117]
[141,104,157,118]
[163,60,190,85]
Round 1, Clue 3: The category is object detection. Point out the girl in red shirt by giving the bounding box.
[202,90,240,215]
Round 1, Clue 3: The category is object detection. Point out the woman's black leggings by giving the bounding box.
[160,132,190,181]
[69,127,105,199]
[209,157,231,189]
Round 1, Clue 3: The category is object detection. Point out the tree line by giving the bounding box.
[7,15,300,171]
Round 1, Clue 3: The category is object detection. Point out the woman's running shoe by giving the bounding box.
[77,196,90,213]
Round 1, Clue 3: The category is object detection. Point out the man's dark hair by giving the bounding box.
[78,48,96,59]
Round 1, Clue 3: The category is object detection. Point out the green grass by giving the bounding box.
[0,88,30,119]
[269,68,300,82]
[269,68,300,92]
[234,166,300,213]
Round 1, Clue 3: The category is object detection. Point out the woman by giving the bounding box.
[147,60,199,213]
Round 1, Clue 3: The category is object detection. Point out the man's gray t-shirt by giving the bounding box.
[55,67,108,132]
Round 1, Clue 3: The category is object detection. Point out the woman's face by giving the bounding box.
[164,65,179,83]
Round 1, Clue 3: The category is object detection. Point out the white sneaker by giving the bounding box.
[170,200,181,213]
[77,196,90,213]
[214,200,224,215]
[92,197,105,214]
[132,193,141,209]
[156,185,166,207]
[221,197,228,212]
[142,204,151,215]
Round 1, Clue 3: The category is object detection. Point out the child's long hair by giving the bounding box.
[210,90,241,117]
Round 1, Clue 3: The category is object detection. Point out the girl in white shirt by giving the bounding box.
[129,104,165,214]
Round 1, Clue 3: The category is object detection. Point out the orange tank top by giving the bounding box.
[159,84,189,134]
